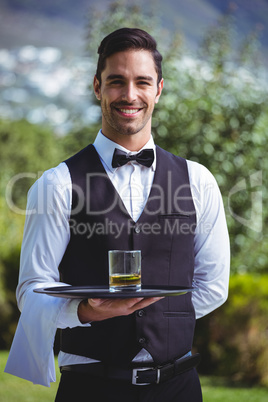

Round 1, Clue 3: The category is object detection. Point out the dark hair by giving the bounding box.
[96,27,163,85]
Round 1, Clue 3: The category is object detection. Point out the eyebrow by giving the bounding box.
[105,74,124,82]
[105,74,154,82]
[136,75,154,82]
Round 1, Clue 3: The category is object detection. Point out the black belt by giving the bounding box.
[60,353,201,386]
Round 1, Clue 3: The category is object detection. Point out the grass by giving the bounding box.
[1,351,268,401]
[200,377,268,401]
[0,351,59,402]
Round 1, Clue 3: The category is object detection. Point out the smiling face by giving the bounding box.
[93,50,163,149]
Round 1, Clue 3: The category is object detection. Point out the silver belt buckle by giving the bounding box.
[132,367,160,385]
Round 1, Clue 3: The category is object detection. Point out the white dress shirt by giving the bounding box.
[5,130,230,386]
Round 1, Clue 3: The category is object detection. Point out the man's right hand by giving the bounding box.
[78,296,164,324]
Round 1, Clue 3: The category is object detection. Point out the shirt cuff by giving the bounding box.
[57,299,91,328]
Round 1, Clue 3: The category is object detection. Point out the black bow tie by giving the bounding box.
[112,148,154,168]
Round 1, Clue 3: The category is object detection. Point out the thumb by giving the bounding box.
[88,298,102,305]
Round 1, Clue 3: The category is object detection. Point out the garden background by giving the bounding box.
[0,0,268,399]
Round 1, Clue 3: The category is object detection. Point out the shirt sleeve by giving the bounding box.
[4,163,87,386]
[187,160,230,319]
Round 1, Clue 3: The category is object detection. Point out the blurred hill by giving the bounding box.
[0,0,267,57]
[0,0,267,132]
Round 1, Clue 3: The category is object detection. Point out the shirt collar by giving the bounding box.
[93,130,156,173]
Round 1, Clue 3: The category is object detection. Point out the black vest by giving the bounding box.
[59,144,197,366]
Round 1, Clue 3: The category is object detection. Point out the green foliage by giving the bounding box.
[0,118,101,349]
[152,18,268,275]
[0,119,62,348]
[0,119,60,170]
[0,119,61,207]
[85,1,268,275]
[1,0,268,387]
[195,274,268,386]
[85,0,163,60]
[58,123,100,159]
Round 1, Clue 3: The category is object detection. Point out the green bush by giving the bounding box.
[1,3,268,390]
[85,2,268,275]
[195,274,268,386]
[0,119,62,349]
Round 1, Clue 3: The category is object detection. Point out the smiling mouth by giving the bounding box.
[113,104,144,116]
[118,108,140,114]
[114,107,143,115]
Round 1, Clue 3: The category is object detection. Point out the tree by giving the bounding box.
[85,2,268,274]
[2,2,268,380]
[0,119,61,348]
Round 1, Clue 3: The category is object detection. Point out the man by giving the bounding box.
[5,28,230,401]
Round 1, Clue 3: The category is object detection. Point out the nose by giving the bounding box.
[121,83,137,103]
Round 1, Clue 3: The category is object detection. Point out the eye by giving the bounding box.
[138,81,150,86]
[110,80,124,85]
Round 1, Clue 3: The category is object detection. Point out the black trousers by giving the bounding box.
[55,368,203,402]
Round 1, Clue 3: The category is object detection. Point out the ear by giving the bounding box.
[93,75,101,100]
[155,78,164,104]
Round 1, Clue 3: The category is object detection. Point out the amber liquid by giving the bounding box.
[110,273,141,290]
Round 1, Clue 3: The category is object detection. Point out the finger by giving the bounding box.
[88,298,108,306]
[126,297,144,305]
[88,298,100,303]
[136,296,164,304]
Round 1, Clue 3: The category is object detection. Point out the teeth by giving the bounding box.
[119,109,139,114]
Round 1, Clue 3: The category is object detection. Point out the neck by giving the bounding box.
[101,128,151,152]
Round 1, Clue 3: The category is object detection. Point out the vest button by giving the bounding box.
[137,310,145,317]
[134,225,141,234]
[138,337,146,344]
